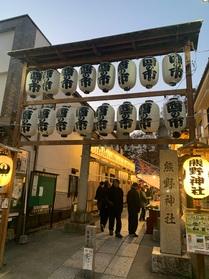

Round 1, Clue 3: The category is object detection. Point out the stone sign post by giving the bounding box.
[83,225,96,279]
[160,149,181,255]
[152,150,192,277]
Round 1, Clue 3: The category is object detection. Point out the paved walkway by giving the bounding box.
[49,217,146,279]
[0,211,198,279]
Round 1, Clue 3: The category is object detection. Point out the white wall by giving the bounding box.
[0,30,14,114]
[36,136,82,193]
[34,29,50,48]
[0,30,14,73]
[0,72,7,113]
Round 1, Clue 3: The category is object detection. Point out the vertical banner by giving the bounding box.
[160,150,181,255]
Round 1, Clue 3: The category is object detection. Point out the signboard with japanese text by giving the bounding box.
[83,248,94,271]
[85,225,96,248]
[183,157,209,199]
[160,150,181,255]
[185,211,209,255]
[16,150,28,174]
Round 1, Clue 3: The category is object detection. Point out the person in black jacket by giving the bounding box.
[108,179,123,238]
[127,182,141,237]
[95,181,110,232]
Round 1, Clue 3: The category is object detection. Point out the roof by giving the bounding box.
[0,14,51,46]
[8,20,202,69]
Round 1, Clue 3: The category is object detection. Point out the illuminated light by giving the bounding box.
[91,146,135,172]
[183,156,209,199]
[0,155,13,187]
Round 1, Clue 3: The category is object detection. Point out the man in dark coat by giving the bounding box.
[108,179,123,238]
[127,182,141,237]
[95,181,110,231]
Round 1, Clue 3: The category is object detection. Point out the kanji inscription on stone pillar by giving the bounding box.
[160,150,181,255]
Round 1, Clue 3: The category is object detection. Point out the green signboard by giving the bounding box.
[28,171,57,207]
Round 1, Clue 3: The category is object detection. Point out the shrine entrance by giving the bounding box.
[0,20,203,276]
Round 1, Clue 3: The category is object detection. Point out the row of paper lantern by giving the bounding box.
[25,53,183,98]
[21,97,186,138]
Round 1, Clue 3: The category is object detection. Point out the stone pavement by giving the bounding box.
[49,218,146,279]
[0,211,198,279]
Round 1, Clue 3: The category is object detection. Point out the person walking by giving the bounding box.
[95,181,110,232]
[127,182,141,237]
[108,179,123,238]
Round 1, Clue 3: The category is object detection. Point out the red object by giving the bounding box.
[146,209,160,234]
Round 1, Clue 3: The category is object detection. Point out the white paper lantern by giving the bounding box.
[56,106,75,137]
[139,57,159,89]
[138,100,160,133]
[163,97,186,138]
[117,102,136,135]
[162,53,183,86]
[42,69,60,96]
[95,103,115,136]
[97,62,115,92]
[21,107,38,137]
[183,157,209,199]
[79,64,96,94]
[25,70,42,98]
[118,60,136,91]
[75,106,94,136]
[38,106,56,137]
[59,66,78,96]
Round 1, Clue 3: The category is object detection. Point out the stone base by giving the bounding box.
[152,246,192,278]
[152,228,160,242]
[18,234,29,244]
[64,211,95,234]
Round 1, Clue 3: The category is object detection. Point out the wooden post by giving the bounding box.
[193,200,205,279]
[196,254,205,279]
[0,61,27,265]
[11,63,28,148]
[0,151,18,268]
[184,41,195,141]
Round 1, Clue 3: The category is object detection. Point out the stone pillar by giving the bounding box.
[77,144,91,212]
[152,150,192,278]
[159,149,181,255]
[68,143,94,227]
